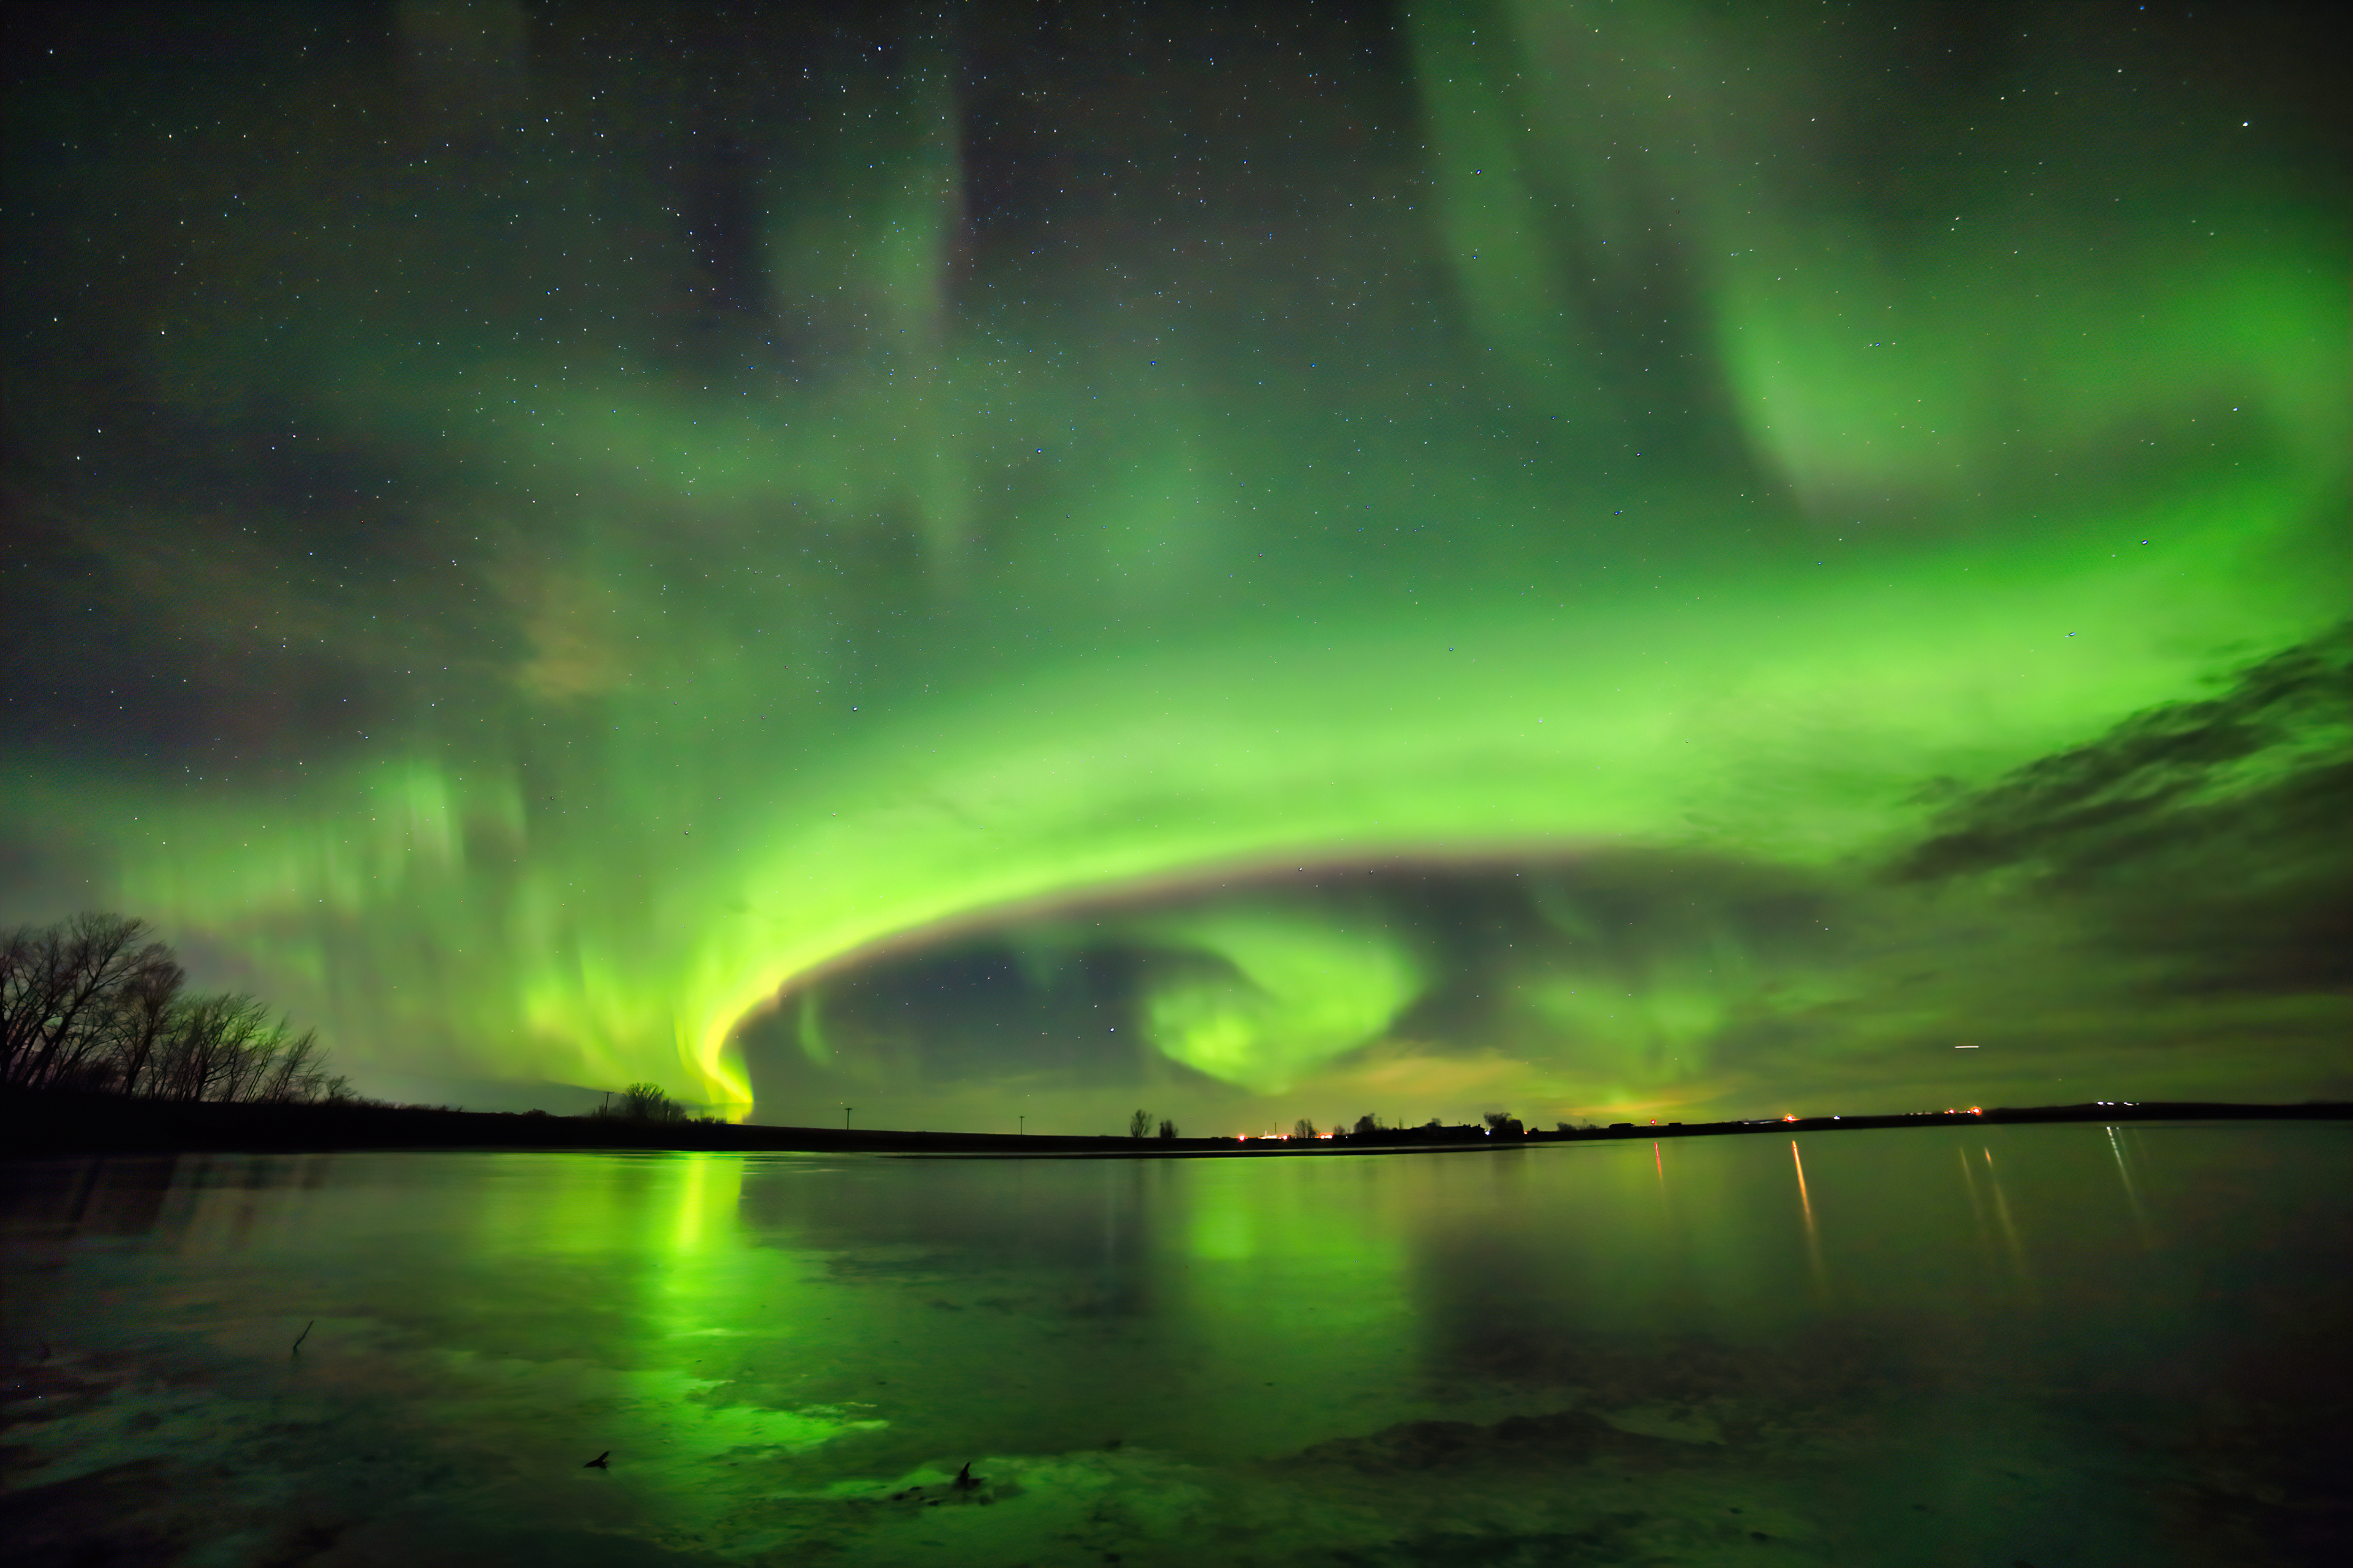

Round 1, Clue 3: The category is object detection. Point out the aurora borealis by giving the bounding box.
[2,1,2343,1129]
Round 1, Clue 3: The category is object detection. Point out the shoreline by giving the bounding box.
[3,1091,2346,1161]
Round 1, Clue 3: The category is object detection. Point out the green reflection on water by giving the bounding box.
[3,1126,2347,1566]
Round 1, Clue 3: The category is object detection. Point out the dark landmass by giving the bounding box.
[2,1089,2346,1160]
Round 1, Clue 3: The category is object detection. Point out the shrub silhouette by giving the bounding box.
[615,1081,687,1122]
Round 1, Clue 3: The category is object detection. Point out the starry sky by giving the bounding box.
[2,0,2343,1131]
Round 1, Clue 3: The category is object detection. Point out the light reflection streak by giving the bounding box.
[2107,1124,2156,1248]
[1981,1147,2037,1301]
[1957,1145,1995,1265]
[1790,1140,1827,1300]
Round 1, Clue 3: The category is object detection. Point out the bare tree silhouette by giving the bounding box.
[1,913,346,1104]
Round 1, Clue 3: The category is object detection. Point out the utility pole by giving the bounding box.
[1018,1115,1025,1136]
[843,1105,852,1131]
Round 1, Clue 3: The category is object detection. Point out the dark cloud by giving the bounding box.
[1876,627,2352,1041]
[1896,628,2352,892]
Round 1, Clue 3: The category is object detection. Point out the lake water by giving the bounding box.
[4,1124,2346,1566]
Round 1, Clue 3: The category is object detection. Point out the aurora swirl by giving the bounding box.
[3,1,2342,1128]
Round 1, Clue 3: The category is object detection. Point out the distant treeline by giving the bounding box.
[0,912,349,1105]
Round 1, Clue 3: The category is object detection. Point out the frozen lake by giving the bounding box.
[5,1124,2346,1566]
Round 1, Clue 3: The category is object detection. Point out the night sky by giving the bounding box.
[2,1,2343,1131]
